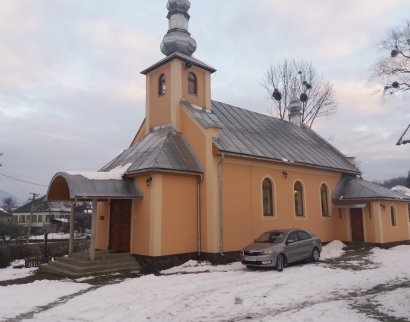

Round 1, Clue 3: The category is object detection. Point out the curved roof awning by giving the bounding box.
[46,172,143,202]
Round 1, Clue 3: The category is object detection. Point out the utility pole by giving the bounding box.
[26,193,39,244]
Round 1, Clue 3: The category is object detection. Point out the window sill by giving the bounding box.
[188,92,198,96]
[263,216,276,219]
[295,216,306,219]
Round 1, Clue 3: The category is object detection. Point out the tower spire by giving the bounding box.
[160,0,197,57]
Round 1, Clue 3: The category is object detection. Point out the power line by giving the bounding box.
[0,152,31,197]
[365,172,409,179]
[0,174,48,187]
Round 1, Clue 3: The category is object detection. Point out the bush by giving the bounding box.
[0,247,11,268]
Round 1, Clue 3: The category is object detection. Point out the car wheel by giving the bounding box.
[311,248,320,262]
[276,254,284,272]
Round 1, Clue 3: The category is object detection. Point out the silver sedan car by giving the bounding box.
[241,229,322,271]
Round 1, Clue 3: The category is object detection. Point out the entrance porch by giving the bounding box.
[41,172,143,277]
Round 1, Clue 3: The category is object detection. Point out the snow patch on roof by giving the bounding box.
[66,163,132,180]
[392,185,410,197]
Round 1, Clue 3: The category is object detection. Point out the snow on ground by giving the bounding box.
[373,288,410,320]
[320,240,346,260]
[0,280,90,321]
[161,260,243,275]
[0,260,37,282]
[30,233,89,240]
[0,241,409,321]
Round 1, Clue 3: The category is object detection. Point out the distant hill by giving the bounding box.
[0,190,26,208]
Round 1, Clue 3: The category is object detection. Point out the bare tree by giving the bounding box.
[371,20,410,95]
[0,221,24,245]
[261,59,338,128]
[1,196,18,213]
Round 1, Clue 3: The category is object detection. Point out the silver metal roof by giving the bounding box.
[183,99,360,174]
[181,99,223,129]
[396,124,410,145]
[100,124,203,175]
[141,51,216,75]
[46,173,143,201]
[332,175,410,201]
[13,195,71,213]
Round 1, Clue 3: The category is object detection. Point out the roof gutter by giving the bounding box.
[125,169,203,177]
[217,151,361,176]
[197,174,203,257]
[218,153,225,256]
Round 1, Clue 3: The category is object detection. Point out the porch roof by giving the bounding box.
[332,175,410,202]
[46,172,143,202]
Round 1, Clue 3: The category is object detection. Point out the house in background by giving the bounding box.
[45,0,410,273]
[12,195,71,234]
[396,124,410,145]
[0,207,12,223]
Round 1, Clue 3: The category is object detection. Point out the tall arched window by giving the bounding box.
[391,205,397,226]
[294,181,304,217]
[262,178,274,217]
[321,184,329,217]
[159,74,166,95]
[188,72,197,94]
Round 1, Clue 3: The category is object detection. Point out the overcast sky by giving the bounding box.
[0,0,409,201]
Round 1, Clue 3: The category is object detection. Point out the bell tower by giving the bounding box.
[140,0,216,134]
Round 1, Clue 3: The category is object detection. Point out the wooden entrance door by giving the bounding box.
[350,208,364,242]
[109,199,132,252]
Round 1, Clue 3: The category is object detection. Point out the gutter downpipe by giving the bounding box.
[218,153,225,256]
[197,174,203,257]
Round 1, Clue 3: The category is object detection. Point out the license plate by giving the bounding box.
[244,257,256,261]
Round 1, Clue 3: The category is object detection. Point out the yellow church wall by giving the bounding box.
[380,201,410,243]
[363,205,376,243]
[180,107,209,252]
[131,176,152,256]
[130,119,146,146]
[181,65,211,110]
[95,201,110,250]
[221,157,343,252]
[161,174,198,255]
[147,63,172,129]
[180,105,222,254]
[334,208,350,242]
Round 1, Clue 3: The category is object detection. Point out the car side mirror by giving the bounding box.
[287,239,295,244]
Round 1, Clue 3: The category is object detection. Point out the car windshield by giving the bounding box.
[255,232,286,243]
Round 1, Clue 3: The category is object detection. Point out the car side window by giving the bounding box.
[298,231,311,240]
[287,232,299,242]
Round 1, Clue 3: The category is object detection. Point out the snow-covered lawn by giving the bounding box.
[0,260,37,282]
[1,241,410,321]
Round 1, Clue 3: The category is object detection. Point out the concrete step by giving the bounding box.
[68,251,132,261]
[47,260,141,274]
[58,256,137,267]
[39,262,142,278]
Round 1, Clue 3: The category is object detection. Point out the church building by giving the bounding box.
[45,0,410,273]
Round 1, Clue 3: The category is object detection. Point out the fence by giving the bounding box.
[25,256,51,268]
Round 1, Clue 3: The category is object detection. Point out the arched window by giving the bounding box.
[262,178,274,217]
[188,72,197,94]
[159,74,166,95]
[391,205,397,226]
[294,181,304,217]
[320,184,329,217]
